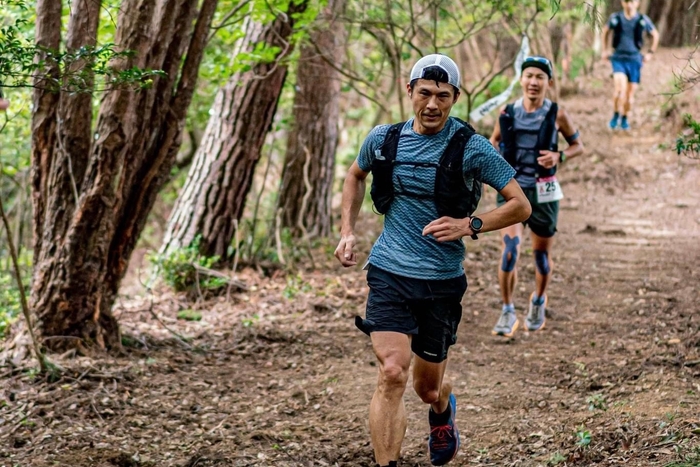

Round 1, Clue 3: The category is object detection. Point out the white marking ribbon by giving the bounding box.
[469,35,530,122]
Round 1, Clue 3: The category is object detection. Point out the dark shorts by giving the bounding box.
[356,265,467,363]
[611,58,642,84]
[498,187,559,238]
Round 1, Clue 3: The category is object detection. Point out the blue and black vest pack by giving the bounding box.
[498,102,559,178]
[370,119,481,219]
[611,12,646,51]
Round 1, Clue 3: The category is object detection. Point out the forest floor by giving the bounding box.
[2,48,700,467]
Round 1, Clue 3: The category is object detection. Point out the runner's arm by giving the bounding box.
[647,28,660,55]
[537,107,583,168]
[476,179,531,234]
[601,25,612,59]
[423,136,531,242]
[335,160,369,266]
[422,179,530,242]
[556,106,584,162]
[489,109,503,150]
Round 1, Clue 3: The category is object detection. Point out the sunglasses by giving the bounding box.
[523,56,551,67]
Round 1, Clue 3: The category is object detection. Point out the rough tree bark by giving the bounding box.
[646,0,700,47]
[30,0,218,351]
[277,0,347,239]
[160,1,309,260]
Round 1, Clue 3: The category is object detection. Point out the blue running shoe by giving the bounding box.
[620,116,630,131]
[609,114,619,130]
[428,393,460,465]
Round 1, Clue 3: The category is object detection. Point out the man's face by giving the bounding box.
[407,79,458,135]
[520,67,551,101]
[622,0,639,14]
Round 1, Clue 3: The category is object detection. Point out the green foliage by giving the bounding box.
[586,393,607,411]
[149,236,225,292]
[242,314,259,327]
[177,309,203,321]
[664,446,700,467]
[0,1,163,93]
[187,0,323,135]
[575,425,592,448]
[0,273,21,337]
[548,451,567,465]
[282,272,312,299]
[0,248,31,338]
[675,114,700,159]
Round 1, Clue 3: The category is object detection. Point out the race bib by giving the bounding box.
[536,175,564,203]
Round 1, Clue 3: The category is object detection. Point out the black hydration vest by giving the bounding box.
[370,119,481,219]
[498,102,558,178]
[612,12,646,51]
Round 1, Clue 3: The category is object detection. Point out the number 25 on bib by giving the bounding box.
[536,175,564,203]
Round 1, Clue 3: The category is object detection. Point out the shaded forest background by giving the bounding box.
[0,0,698,361]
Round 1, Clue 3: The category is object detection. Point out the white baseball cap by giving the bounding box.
[409,54,460,89]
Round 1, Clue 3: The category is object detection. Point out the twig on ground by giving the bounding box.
[192,263,248,291]
[145,299,193,349]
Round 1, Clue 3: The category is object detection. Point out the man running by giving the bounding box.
[601,0,659,131]
[489,56,584,338]
[335,54,531,467]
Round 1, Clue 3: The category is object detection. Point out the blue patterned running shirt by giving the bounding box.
[356,117,516,280]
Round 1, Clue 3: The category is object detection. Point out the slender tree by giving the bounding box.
[277,0,347,239]
[30,0,218,350]
[160,0,310,260]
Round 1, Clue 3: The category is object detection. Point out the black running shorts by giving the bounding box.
[497,187,559,238]
[355,264,467,363]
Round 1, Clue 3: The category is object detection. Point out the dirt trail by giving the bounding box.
[1,49,699,467]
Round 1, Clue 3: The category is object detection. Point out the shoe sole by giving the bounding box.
[526,292,547,332]
[492,318,519,337]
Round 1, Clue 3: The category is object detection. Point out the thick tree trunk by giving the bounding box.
[31,0,62,264]
[277,0,347,239]
[161,1,309,260]
[647,0,700,47]
[30,0,217,351]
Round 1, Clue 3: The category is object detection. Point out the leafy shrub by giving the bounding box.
[149,236,225,292]
[0,250,31,338]
[676,114,700,159]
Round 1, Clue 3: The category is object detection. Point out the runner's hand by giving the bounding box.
[538,150,560,169]
[601,50,610,61]
[335,234,358,267]
[643,53,653,63]
[422,216,471,242]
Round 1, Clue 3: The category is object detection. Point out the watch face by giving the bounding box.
[471,217,483,230]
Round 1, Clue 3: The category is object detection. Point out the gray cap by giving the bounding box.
[409,54,460,89]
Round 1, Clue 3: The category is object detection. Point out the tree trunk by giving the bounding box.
[161,1,309,260]
[647,0,700,47]
[277,0,347,239]
[30,0,217,351]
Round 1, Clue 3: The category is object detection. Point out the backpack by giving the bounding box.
[611,12,646,51]
[498,102,559,178]
[370,119,482,218]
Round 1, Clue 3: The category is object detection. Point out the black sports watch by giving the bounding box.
[468,216,483,240]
